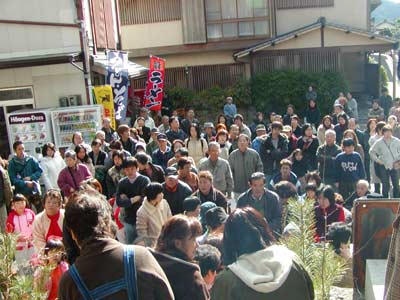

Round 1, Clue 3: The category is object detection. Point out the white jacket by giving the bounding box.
[39,153,66,190]
[136,198,172,243]
[228,245,295,293]
[370,136,400,170]
[185,138,208,167]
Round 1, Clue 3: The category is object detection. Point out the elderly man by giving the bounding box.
[152,133,174,171]
[233,114,252,138]
[228,134,263,200]
[58,190,174,300]
[101,118,118,143]
[370,125,400,198]
[237,172,282,235]
[198,142,233,198]
[316,129,342,186]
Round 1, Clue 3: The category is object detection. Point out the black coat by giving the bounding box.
[260,134,289,175]
[297,137,319,170]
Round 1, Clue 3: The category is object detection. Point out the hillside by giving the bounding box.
[372,0,400,22]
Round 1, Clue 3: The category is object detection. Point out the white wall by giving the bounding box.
[0,0,81,59]
[0,64,87,108]
[276,0,368,35]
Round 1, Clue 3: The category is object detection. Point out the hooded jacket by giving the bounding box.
[211,245,314,300]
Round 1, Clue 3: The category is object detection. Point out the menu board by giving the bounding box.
[8,112,48,143]
[52,108,100,148]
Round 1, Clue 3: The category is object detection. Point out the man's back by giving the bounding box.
[58,238,174,300]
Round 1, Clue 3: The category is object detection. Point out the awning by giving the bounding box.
[234,17,399,59]
[0,52,83,70]
[91,54,148,79]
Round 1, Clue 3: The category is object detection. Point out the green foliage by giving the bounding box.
[251,70,349,117]
[380,65,389,88]
[281,199,348,300]
[0,232,50,300]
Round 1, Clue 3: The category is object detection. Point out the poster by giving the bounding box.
[94,85,116,129]
[143,56,165,111]
[106,50,129,121]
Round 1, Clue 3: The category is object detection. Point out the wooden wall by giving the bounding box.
[119,0,181,25]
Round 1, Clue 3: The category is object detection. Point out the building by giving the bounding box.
[120,0,397,95]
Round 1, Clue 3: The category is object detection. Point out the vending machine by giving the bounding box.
[50,105,103,150]
[6,108,54,159]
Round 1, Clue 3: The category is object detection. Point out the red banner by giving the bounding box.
[143,56,166,111]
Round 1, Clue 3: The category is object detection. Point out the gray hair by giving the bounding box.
[208,142,220,151]
[325,129,336,137]
[65,150,77,160]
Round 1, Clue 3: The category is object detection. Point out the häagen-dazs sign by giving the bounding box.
[9,113,46,124]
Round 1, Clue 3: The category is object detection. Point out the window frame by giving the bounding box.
[205,0,271,41]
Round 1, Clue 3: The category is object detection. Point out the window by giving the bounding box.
[205,0,270,40]
[277,0,334,9]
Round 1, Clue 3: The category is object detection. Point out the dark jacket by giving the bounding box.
[303,107,320,125]
[260,134,289,175]
[138,126,151,143]
[297,136,319,170]
[8,154,43,195]
[88,150,107,166]
[139,162,165,183]
[237,188,282,235]
[121,137,137,156]
[116,175,150,225]
[335,152,366,183]
[316,143,342,182]
[292,158,308,178]
[151,249,209,300]
[334,124,348,144]
[101,127,117,143]
[166,129,187,143]
[192,187,228,211]
[152,147,174,171]
[163,181,193,215]
[315,204,345,239]
[59,238,174,300]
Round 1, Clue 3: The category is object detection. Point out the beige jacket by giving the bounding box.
[32,209,64,253]
[185,138,208,167]
[136,199,172,245]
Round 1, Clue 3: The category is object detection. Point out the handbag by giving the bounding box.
[383,140,400,170]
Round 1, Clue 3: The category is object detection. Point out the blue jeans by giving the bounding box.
[123,222,137,244]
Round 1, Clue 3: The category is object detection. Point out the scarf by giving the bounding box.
[46,211,63,242]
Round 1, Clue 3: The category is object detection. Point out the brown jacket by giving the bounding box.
[58,238,174,300]
[150,249,209,300]
[0,166,12,208]
[385,205,400,300]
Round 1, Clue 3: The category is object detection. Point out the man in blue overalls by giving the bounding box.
[58,191,174,300]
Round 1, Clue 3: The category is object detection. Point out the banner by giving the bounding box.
[106,51,129,121]
[93,85,116,129]
[144,56,165,111]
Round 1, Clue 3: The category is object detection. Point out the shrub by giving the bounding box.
[251,70,349,117]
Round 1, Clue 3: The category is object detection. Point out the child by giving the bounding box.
[35,239,68,300]
[291,149,308,190]
[6,194,35,268]
[335,138,366,200]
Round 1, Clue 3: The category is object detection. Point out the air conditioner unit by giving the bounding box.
[68,95,82,106]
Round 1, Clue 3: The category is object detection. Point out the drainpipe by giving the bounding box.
[76,0,93,105]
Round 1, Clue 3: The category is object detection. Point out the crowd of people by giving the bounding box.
[0,86,399,299]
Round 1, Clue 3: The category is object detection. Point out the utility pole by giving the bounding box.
[76,0,93,105]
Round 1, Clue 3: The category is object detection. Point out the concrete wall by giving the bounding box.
[0,63,86,108]
[0,0,81,59]
[276,0,368,35]
[121,21,184,50]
